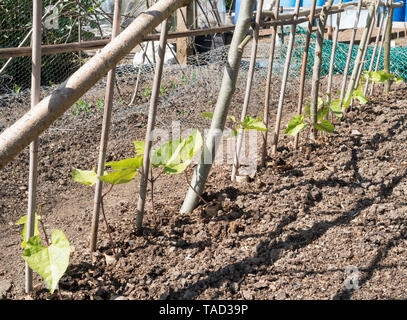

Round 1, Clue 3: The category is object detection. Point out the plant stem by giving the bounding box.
[100,184,117,255]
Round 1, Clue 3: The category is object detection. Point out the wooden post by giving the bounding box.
[180,0,256,214]
[231,0,264,181]
[309,0,334,141]
[370,0,390,95]
[90,0,122,253]
[271,0,302,154]
[293,0,317,150]
[326,0,343,107]
[26,0,42,294]
[352,0,378,99]
[135,19,169,232]
[364,0,387,96]
[384,0,393,93]
[338,0,363,110]
[177,3,194,65]
[261,0,280,166]
[342,2,375,108]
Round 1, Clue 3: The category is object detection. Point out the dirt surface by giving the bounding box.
[0,72,406,300]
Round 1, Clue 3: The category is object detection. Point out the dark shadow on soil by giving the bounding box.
[167,168,407,299]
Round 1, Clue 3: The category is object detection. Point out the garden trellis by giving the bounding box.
[0,0,405,295]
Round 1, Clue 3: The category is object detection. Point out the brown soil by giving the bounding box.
[0,74,406,300]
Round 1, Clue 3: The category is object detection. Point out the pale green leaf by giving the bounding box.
[201,112,213,120]
[23,231,70,294]
[72,169,98,186]
[285,115,308,135]
[17,214,41,249]
[312,119,335,133]
[133,141,145,156]
[98,168,138,185]
[105,156,143,170]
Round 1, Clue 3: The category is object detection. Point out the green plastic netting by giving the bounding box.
[280,26,407,81]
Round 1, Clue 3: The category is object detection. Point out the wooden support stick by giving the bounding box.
[25,0,42,294]
[338,0,363,110]
[364,0,387,96]
[261,0,281,166]
[136,19,169,232]
[326,0,344,107]
[309,0,335,141]
[90,0,122,253]
[293,0,317,150]
[369,3,389,95]
[351,0,378,106]
[271,0,302,155]
[343,2,375,107]
[231,0,264,182]
[383,0,394,93]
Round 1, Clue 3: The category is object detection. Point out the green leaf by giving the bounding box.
[329,99,343,119]
[317,97,324,108]
[105,156,143,170]
[152,130,203,174]
[285,115,308,135]
[133,141,145,156]
[23,231,70,294]
[152,138,185,168]
[72,169,98,186]
[352,86,368,105]
[312,119,335,133]
[179,129,203,162]
[163,161,191,175]
[17,214,41,249]
[98,168,138,185]
[201,112,213,120]
[240,116,267,131]
[228,115,236,122]
[304,101,311,117]
[317,107,328,122]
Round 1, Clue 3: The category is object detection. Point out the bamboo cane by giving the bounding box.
[369,3,389,95]
[350,0,378,107]
[261,0,280,166]
[383,0,393,93]
[293,0,318,150]
[90,0,123,253]
[364,0,388,96]
[339,0,363,111]
[309,0,335,141]
[342,2,375,108]
[271,0,302,155]
[326,0,344,107]
[136,19,169,232]
[25,0,42,294]
[231,0,264,182]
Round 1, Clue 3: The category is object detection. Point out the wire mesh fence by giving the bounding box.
[1,1,407,122]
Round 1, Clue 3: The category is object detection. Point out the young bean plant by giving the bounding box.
[17,207,70,297]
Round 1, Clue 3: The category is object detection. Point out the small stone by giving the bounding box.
[110,295,128,300]
[275,291,288,300]
[351,129,362,136]
[241,289,254,300]
[0,280,12,298]
[235,175,249,183]
[104,254,117,266]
